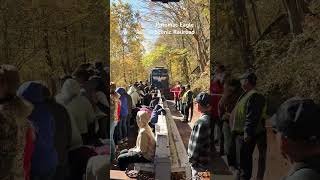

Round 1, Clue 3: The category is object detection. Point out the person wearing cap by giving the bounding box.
[232,72,267,180]
[187,92,212,177]
[0,65,34,180]
[272,97,320,180]
[183,84,194,122]
[117,111,156,171]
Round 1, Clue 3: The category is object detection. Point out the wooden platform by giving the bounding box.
[110,170,135,180]
[134,92,191,180]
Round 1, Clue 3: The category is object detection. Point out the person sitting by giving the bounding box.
[149,104,166,132]
[117,111,156,171]
[149,93,159,109]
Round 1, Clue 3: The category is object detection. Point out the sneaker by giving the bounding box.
[118,140,123,144]
[124,137,128,142]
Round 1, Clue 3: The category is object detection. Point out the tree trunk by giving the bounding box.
[64,26,71,74]
[81,23,87,63]
[283,0,310,36]
[249,0,262,36]
[2,8,9,63]
[232,0,254,70]
[43,9,53,70]
[181,36,189,83]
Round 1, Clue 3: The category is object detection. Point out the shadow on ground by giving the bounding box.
[167,101,232,176]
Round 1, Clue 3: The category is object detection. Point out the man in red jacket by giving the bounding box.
[210,65,226,155]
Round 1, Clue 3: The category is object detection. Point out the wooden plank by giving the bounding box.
[165,108,190,168]
[134,163,154,172]
[168,119,179,169]
[110,170,135,180]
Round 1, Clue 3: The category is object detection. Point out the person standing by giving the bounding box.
[210,64,225,155]
[218,78,243,168]
[183,85,194,122]
[187,92,212,177]
[170,81,181,110]
[42,86,72,180]
[17,81,58,180]
[180,86,186,115]
[272,97,320,180]
[128,85,140,109]
[231,72,267,180]
[0,65,33,180]
[55,79,93,146]
[124,89,133,142]
[110,82,119,161]
[115,87,129,144]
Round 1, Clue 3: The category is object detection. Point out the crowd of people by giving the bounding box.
[0,62,109,180]
[187,64,320,180]
[170,83,194,122]
[110,81,159,169]
[185,65,268,178]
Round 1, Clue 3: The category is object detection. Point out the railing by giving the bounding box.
[135,90,191,180]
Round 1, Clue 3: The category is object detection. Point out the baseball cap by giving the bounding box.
[195,92,211,107]
[239,72,257,84]
[271,97,320,143]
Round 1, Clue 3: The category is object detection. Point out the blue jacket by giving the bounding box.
[17,81,58,175]
[150,105,166,124]
[115,87,129,117]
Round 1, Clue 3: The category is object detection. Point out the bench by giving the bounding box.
[135,91,191,180]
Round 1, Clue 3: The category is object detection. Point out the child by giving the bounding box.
[187,92,212,177]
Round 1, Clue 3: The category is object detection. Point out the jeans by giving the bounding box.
[181,102,185,114]
[110,121,117,161]
[31,169,56,180]
[117,149,150,171]
[256,131,267,180]
[217,119,224,154]
[118,115,127,141]
[127,114,132,138]
[223,122,236,167]
[175,97,180,110]
[184,103,193,121]
[234,135,256,180]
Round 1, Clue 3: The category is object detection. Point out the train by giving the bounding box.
[149,67,173,99]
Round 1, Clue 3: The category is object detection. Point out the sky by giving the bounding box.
[110,0,161,53]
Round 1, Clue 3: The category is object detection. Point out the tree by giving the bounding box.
[110,0,145,86]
